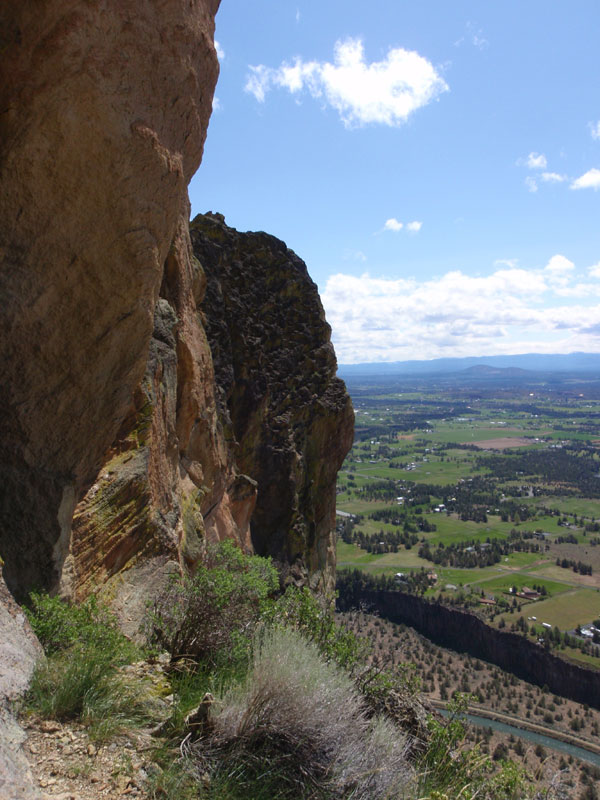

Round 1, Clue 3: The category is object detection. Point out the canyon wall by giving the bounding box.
[352,589,600,710]
[0,0,221,598]
[0,2,352,608]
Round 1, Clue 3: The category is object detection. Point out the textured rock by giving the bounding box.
[68,217,256,613]
[68,214,353,607]
[0,576,43,800]
[192,213,355,592]
[0,0,221,598]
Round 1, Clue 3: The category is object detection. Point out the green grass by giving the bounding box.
[526,496,600,518]
[499,588,600,630]
[470,573,570,596]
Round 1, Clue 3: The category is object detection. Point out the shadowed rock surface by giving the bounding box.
[193,213,355,592]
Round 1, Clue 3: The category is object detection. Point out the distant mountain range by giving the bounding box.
[338,352,600,377]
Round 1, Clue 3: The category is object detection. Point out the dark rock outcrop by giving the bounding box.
[192,213,355,592]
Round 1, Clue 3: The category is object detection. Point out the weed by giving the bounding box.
[194,626,414,799]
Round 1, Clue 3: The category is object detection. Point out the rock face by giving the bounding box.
[0,0,221,598]
[0,2,352,611]
[68,215,353,609]
[192,213,354,591]
[0,575,43,799]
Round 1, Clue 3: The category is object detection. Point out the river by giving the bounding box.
[439,708,600,767]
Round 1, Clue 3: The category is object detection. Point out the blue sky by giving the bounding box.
[189,1,600,364]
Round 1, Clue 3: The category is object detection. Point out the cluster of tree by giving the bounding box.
[349,529,420,554]
[336,567,435,609]
[585,521,600,533]
[555,557,593,575]
[418,539,505,568]
[476,447,600,498]
[556,532,578,543]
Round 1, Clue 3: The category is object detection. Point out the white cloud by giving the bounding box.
[544,254,575,287]
[525,152,547,170]
[571,168,600,190]
[342,249,367,262]
[212,96,221,111]
[406,221,423,233]
[384,218,403,232]
[541,171,567,183]
[321,257,600,363]
[245,38,448,128]
[215,40,225,61]
[589,262,600,279]
[525,176,538,193]
[589,121,600,140]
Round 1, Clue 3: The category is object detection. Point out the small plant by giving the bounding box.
[26,591,136,660]
[146,540,279,665]
[24,592,153,741]
[193,626,413,800]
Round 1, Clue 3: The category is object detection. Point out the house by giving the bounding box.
[519,587,540,600]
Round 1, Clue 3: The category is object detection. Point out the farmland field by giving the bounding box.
[336,371,600,667]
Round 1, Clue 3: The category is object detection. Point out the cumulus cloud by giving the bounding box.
[384,218,403,232]
[589,121,600,140]
[244,38,448,127]
[215,40,225,61]
[525,176,538,193]
[571,168,600,190]
[381,218,423,234]
[544,254,575,287]
[525,152,547,170]
[321,257,600,363]
[589,262,600,279]
[541,171,567,183]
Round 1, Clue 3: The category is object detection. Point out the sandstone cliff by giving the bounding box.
[1,1,352,606]
[0,0,221,599]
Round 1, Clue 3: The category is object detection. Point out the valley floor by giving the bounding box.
[338,610,600,799]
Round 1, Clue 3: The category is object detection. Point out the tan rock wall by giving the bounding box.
[0,0,220,597]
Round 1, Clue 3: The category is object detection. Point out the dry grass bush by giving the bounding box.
[193,626,414,799]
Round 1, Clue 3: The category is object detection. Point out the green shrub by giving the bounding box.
[146,540,279,665]
[25,592,152,740]
[26,591,136,660]
[268,585,369,669]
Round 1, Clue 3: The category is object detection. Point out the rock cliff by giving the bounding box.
[346,589,600,711]
[0,2,352,608]
[193,213,354,591]
[0,0,221,599]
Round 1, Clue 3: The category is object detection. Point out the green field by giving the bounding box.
[500,589,600,630]
[342,382,600,669]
